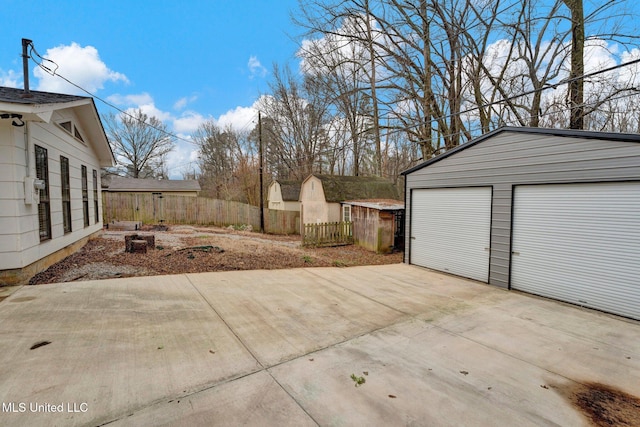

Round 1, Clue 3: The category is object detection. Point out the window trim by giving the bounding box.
[57,120,85,143]
[61,156,72,234]
[342,204,351,222]
[93,169,99,224]
[35,145,51,241]
[81,165,89,227]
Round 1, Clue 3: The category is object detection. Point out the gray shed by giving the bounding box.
[402,127,640,320]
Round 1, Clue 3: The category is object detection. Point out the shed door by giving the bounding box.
[410,187,492,282]
[511,182,640,320]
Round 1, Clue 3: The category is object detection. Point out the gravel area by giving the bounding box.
[29,226,402,285]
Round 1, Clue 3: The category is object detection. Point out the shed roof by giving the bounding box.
[401,126,640,176]
[104,176,201,192]
[343,199,404,210]
[307,174,399,202]
[276,180,302,201]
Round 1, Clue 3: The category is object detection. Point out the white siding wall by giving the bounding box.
[300,176,330,224]
[0,109,104,270]
[0,122,24,265]
[268,182,284,210]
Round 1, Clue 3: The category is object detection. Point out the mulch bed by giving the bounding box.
[29,231,402,285]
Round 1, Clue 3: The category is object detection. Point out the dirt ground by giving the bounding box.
[29,225,403,285]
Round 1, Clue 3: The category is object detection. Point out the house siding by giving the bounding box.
[0,110,104,272]
[404,130,640,289]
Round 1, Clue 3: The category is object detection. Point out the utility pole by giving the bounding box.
[258,111,265,233]
[21,38,33,97]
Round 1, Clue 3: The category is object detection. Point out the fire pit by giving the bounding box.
[125,234,156,253]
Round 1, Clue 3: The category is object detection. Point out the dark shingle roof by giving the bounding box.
[104,177,201,192]
[311,175,400,202]
[278,181,302,201]
[0,86,87,105]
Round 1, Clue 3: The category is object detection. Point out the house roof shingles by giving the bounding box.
[0,86,87,105]
[104,177,201,192]
[0,86,116,167]
[310,174,400,202]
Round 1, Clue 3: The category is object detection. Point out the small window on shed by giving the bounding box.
[343,205,351,222]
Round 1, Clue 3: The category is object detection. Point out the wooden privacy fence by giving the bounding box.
[102,193,299,235]
[303,221,353,247]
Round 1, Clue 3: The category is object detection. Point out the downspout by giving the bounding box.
[24,121,30,177]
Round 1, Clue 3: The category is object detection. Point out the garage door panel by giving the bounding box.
[411,187,491,282]
[512,182,640,320]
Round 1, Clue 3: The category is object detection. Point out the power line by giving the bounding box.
[25,38,640,173]
[27,41,212,148]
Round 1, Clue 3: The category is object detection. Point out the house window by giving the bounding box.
[59,121,72,133]
[93,169,99,223]
[61,156,72,233]
[81,165,89,227]
[35,145,51,241]
[74,127,84,142]
[343,205,351,222]
[59,120,84,142]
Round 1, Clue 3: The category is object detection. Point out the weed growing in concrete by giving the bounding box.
[351,374,366,387]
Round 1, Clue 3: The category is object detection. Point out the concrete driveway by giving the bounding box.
[0,264,638,426]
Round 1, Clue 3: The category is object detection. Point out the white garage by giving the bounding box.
[410,187,492,282]
[511,182,640,320]
[403,127,640,320]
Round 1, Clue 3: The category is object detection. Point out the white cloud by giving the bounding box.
[107,92,173,122]
[173,111,209,134]
[164,102,261,178]
[34,42,128,95]
[217,103,258,131]
[107,92,154,106]
[0,69,20,88]
[133,104,173,122]
[248,56,267,79]
[173,95,198,110]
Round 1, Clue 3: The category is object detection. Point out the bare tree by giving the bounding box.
[194,120,259,204]
[103,109,174,179]
[258,65,331,180]
[289,0,640,173]
[300,16,377,176]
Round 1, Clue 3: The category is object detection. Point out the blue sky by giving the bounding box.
[0,0,302,176]
[2,1,640,178]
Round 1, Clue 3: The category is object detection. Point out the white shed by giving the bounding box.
[267,180,301,211]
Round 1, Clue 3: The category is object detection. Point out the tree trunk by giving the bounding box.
[564,0,585,129]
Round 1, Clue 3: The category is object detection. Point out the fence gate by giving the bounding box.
[303,222,353,247]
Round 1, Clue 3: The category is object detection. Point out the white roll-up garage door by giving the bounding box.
[410,187,492,282]
[511,182,640,320]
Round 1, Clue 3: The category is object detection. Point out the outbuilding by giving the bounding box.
[299,174,399,225]
[402,127,640,320]
[267,180,301,212]
[342,199,404,254]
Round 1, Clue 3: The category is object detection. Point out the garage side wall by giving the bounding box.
[404,131,640,288]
